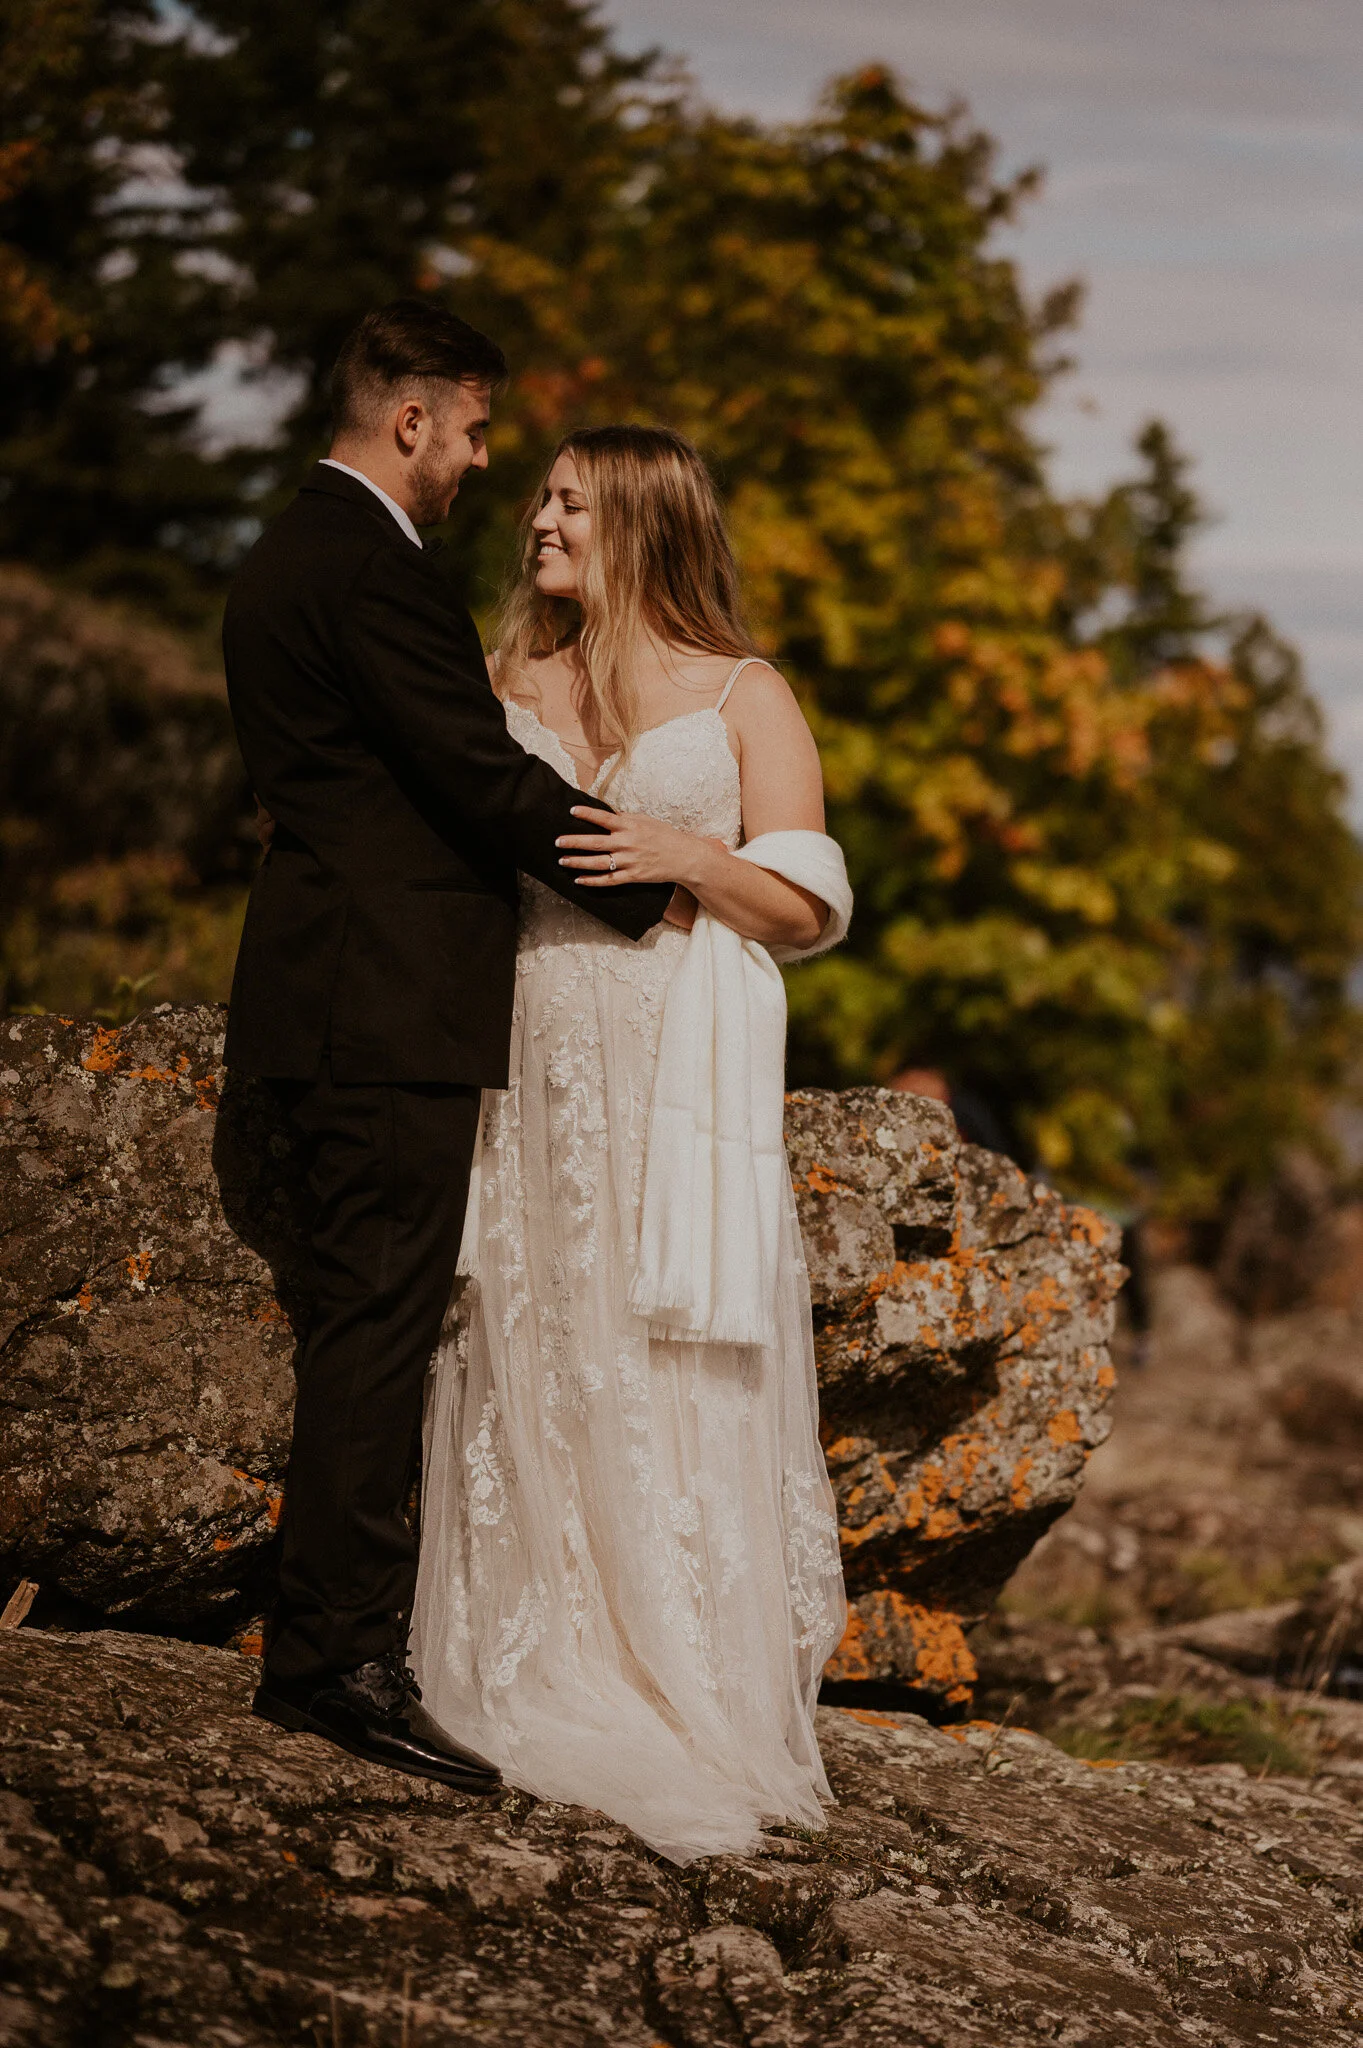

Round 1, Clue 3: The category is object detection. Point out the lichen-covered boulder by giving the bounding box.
[0,1011,1122,1705]
[786,1091,1122,1705]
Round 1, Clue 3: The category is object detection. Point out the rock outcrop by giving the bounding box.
[0,1008,1122,1703]
[2,1625,1361,2046]
[785,1090,1121,1703]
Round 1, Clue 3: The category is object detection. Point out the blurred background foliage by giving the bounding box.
[2,0,1360,1220]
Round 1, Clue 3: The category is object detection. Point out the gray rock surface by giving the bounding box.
[0,1008,303,1627]
[2,1626,1361,2045]
[0,1010,1123,1701]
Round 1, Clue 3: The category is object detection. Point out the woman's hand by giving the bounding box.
[556,806,721,891]
[255,799,276,852]
[663,886,698,932]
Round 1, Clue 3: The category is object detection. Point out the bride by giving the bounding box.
[411,425,849,1863]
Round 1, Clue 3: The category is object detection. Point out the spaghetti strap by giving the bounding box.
[715,656,767,713]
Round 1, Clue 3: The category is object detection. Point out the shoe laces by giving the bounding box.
[382,1651,422,1703]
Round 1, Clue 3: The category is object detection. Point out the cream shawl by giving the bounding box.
[628,829,853,1349]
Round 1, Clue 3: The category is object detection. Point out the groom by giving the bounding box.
[223,299,674,1788]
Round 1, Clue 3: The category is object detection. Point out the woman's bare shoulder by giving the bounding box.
[723,659,810,728]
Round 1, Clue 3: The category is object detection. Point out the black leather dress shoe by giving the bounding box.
[252,1652,501,1791]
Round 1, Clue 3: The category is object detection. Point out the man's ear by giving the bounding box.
[394,398,425,453]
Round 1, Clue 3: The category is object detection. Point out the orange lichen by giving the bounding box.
[133,1052,192,1085]
[1097,1361,1116,1390]
[1009,1272,1068,1349]
[824,1593,977,1699]
[230,1467,284,1528]
[805,1163,855,1196]
[840,1708,901,1729]
[846,1264,899,1318]
[1046,1409,1083,1448]
[212,1536,234,1553]
[75,1285,92,1314]
[1010,1452,1034,1511]
[251,1300,289,1326]
[939,1432,986,1496]
[236,1632,264,1659]
[924,1506,963,1541]
[81,1026,123,1073]
[839,1491,898,1551]
[920,1464,947,1506]
[194,1075,220,1111]
[884,1228,1064,1357]
[1068,1206,1109,1246]
[820,1433,862,1461]
[125,1251,151,1289]
[891,1431,1003,1539]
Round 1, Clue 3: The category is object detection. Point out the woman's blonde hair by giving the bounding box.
[493,426,756,782]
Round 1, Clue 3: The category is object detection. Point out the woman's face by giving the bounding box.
[531,453,592,598]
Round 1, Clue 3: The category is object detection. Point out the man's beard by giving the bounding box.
[408,429,458,526]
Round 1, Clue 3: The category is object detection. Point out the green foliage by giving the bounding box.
[1002,1544,1340,1634]
[1052,1693,1321,1777]
[1061,427,1363,1211]
[0,567,251,1015]
[1173,1549,1338,1620]
[0,8,1358,1216]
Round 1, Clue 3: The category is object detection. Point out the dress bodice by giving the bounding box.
[505,699,743,851]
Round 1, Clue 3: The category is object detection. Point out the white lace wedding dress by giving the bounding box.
[410,679,846,1863]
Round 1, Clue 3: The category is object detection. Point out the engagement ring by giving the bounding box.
[608,857,617,871]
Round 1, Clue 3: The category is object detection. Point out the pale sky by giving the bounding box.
[604,0,1363,813]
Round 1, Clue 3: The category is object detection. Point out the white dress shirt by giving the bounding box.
[319,458,422,548]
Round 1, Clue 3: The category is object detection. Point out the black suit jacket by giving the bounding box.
[222,463,672,1083]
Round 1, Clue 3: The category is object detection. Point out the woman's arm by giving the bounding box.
[557,664,830,949]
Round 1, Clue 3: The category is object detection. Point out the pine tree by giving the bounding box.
[0,0,663,617]
[0,0,253,619]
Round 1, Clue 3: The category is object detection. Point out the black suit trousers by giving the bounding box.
[264,1060,481,1682]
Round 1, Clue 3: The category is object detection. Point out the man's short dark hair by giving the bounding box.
[330,299,508,434]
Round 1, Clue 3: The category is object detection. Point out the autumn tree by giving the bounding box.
[1063,424,1363,1214]
[1,26,1357,1215]
[470,67,1361,1208]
